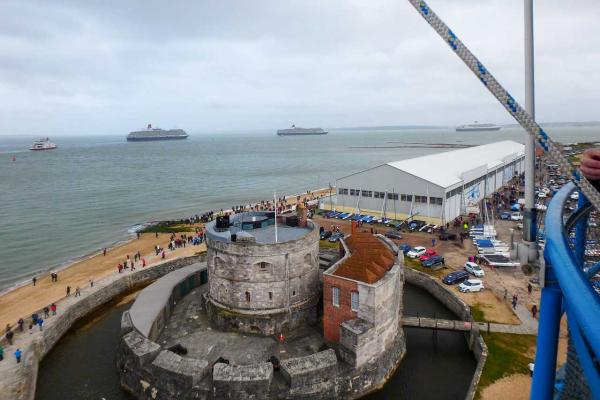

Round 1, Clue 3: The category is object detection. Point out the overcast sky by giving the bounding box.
[0,0,598,136]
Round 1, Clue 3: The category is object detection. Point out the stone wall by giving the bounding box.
[14,255,204,400]
[213,362,273,400]
[280,349,338,398]
[206,221,320,335]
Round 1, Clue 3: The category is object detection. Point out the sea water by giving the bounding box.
[1,126,598,291]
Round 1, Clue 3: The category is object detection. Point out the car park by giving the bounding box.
[418,249,438,261]
[464,262,485,277]
[384,230,402,240]
[442,270,470,285]
[328,232,344,242]
[458,279,485,293]
[320,230,332,240]
[421,255,445,268]
[406,246,427,258]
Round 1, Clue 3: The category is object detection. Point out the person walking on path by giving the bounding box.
[89,279,94,288]
[512,294,518,310]
[66,286,71,296]
[527,283,533,295]
[503,288,508,302]
[51,303,57,315]
[38,318,44,331]
[142,258,146,268]
[0,345,4,361]
[5,330,14,346]
[14,348,22,363]
[531,304,538,319]
[75,287,81,297]
[17,318,24,332]
[43,306,49,318]
[28,323,33,335]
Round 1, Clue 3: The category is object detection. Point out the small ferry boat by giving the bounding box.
[29,138,57,151]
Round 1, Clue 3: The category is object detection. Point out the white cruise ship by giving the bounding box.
[456,122,501,132]
[29,138,57,151]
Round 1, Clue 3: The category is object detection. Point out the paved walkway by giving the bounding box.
[0,249,203,400]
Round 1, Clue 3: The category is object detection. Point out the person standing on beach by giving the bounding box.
[32,276,37,286]
[51,303,57,315]
[89,279,94,288]
[142,258,146,268]
[14,348,22,363]
[103,248,107,256]
[75,287,81,297]
[38,318,44,331]
[28,323,33,335]
[17,319,24,332]
[5,330,14,346]
[66,286,71,296]
[161,250,165,260]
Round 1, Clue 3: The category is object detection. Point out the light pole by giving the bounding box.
[520,0,538,263]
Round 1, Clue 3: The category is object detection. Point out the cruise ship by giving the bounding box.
[29,138,57,151]
[127,124,188,141]
[277,125,328,136]
[456,122,501,132]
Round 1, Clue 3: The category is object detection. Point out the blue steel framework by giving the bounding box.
[533,183,600,399]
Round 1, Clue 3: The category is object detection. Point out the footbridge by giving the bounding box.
[401,317,535,335]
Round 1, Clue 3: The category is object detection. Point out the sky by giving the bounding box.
[0,0,599,136]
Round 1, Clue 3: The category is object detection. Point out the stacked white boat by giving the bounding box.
[469,224,520,267]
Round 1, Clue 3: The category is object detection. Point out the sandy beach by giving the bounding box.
[0,187,334,330]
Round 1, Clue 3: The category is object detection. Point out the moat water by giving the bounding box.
[36,284,476,400]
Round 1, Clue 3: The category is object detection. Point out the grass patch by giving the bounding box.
[470,303,486,322]
[319,240,340,250]
[476,333,536,398]
[140,222,196,233]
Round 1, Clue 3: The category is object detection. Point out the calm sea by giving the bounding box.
[1,126,597,291]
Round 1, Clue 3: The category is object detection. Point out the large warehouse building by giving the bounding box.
[335,140,525,224]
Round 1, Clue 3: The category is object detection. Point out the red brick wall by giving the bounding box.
[323,274,358,343]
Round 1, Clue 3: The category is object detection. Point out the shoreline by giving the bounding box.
[0,186,333,327]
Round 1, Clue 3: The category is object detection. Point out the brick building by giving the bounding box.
[323,233,403,349]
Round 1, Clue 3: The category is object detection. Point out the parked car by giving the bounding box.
[406,246,427,259]
[510,212,523,221]
[384,230,402,240]
[328,232,344,242]
[399,244,412,255]
[438,232,457,241]
[570,191,579,200]
[464,261,485,277]
[421,255,445,268]
[459,279,485,293]
[442,270,470,285]
[499,212,511,220]
[408,220,427,231]
[320,230,332,240]
[418,249,438,261]
[537,192,547,198]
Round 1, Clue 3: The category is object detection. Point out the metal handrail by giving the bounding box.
[533,182,600,398]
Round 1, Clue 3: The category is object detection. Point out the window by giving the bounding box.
[362,190,372,198]
[401,194,412,202]
[332,287,340,307]
[351,291,359,311]
[435,197,443,205]
[374,191,385,199]
[245,291,251,302]
[387,193,398,200]
[268,292,273,300]
[292,290,296,296]
[260,262,267,269]
[338,188,348,195]
[350,189,357,196]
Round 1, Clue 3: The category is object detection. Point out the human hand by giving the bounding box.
[581,149,600,180]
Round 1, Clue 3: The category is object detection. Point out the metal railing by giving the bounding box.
[533,182,600,399]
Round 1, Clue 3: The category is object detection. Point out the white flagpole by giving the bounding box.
[274,192,278,243]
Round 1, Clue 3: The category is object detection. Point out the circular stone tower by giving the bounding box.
[204,210,320,335]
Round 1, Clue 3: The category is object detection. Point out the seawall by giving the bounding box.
[1,254,204,400]
[404,268,488,400]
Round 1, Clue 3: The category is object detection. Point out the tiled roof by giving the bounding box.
[333,233,395,284]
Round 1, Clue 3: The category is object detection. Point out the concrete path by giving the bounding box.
[0,253,198,400]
